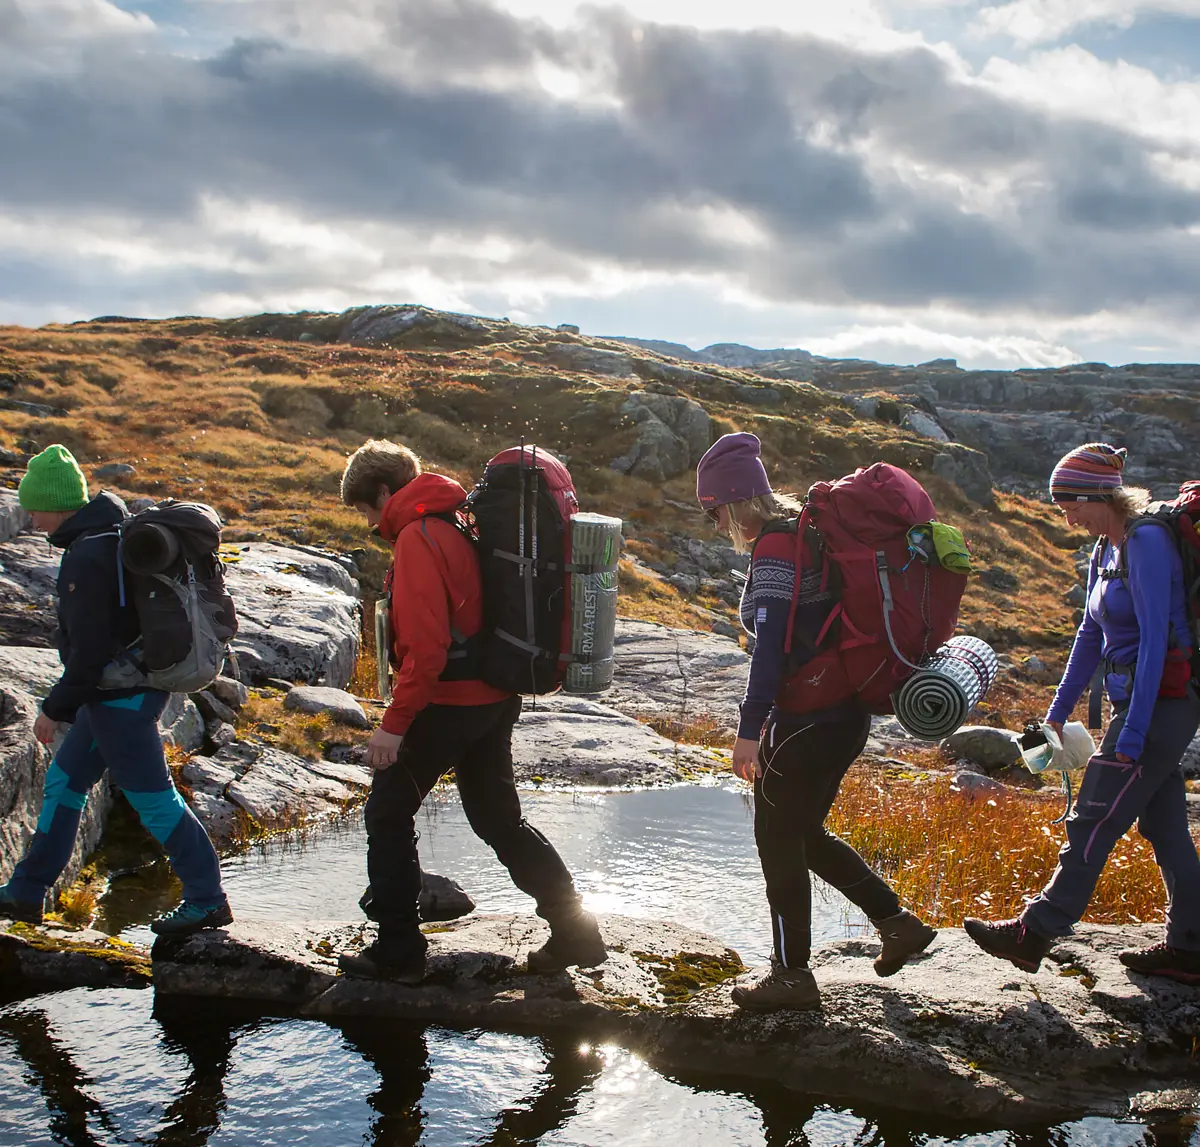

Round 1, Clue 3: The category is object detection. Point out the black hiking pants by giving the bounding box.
[755,709,901,968]
[364,696,578,942]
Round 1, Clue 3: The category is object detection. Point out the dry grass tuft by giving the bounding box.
[827,767,1187,928]
[55,871,104,929]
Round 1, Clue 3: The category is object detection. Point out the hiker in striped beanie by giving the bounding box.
[1047,442,1128,503]
[965,441,1200,984]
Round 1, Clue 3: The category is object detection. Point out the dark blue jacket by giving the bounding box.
[42,491,142,722]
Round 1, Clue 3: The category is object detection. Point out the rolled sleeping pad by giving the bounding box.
[121,520,180,575]
[563,513,622,693]
[891,635,999,741]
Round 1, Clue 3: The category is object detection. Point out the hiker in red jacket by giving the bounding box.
[697,433,936,1011]
[337,439,605,982]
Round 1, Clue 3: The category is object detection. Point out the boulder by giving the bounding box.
[610,392,712,482]
[147,918,1200,1124]
[159,693,205,753]
[191,689,238,727]
[903,411,949,442]
[953,770,1012,796]
[941,726,1020,770]
[93,462,136,480]
[0,490,30,543]
[220,542,361,689]
[209,675,249,710]
[512,695,715,786]
[283,685,370,729]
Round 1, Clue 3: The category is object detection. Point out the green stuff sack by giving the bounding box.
[931,523,971,574]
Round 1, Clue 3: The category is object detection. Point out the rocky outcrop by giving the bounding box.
[220,543,361,689]
[142,916,1200,1124]
[610,391,713,483]
[0,490,29,543]
[809,361,1200,498]
[512,694,717,786]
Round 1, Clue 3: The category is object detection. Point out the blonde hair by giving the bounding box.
[1108,486,1152,521]
[726,491,803,553]
[341,439,422,507]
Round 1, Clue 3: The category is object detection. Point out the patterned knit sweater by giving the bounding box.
[737,523,837,740]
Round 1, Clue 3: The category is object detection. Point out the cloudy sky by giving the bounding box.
[2,0,1199,368]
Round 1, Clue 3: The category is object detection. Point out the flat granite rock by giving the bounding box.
[512,695,717,785]
[149,917,1200,1124]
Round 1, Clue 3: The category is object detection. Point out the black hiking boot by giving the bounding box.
[0,883,43,925]
[872,909,937,977]
[730,961,821,1012]
[1119,942,1200,985]
[150,900,233,937]
[963,916,1052,972]
[527,908,607,974]
[338,935,428,983]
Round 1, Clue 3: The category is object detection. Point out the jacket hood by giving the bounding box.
[48,490,129,549]
[379,474,467,542]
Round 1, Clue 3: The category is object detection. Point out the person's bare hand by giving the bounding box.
[33,713,60,745]
[1046,720,1064,739]
[732,737,762,783]
[366,729,403,771]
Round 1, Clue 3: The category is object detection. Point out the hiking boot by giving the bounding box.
[730,961,821,1012]
[872,909,937,977]
[527,908,607,974]
[150,900,234,937]
[1119,942,1200,985]
[338,937,428,983]
[963,916,1052,972]
[0,883,43,925]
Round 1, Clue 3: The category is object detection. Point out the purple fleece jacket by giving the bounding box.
[1046,522,1191,760]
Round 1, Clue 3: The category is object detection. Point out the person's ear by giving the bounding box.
[375,485,391,511]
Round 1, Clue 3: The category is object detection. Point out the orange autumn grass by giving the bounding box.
[828,768,1185,928]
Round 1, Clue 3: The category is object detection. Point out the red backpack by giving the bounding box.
[461,444,580,695]
[774,464,967,715]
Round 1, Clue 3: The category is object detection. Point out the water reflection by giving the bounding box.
[1,989,1196,1146]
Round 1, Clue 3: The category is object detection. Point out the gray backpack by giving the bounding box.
[98,502,238,694]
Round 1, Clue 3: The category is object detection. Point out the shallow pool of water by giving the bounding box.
[2,786,1196,1145]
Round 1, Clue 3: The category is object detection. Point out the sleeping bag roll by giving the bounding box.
[563,513,622,694]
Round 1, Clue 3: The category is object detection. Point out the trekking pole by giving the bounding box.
[530,445,539,580]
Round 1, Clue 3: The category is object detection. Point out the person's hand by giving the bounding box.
[366,729,403,771]
[33,713,60,745]
[1114,752,1134,764]
[1046,720,1064,739]
[732,737,762,783]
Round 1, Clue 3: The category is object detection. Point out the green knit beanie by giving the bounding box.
[18,444,89,513]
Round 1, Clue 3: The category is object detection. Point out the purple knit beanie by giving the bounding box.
[696,432,772,510]
[1049,442,1126,503]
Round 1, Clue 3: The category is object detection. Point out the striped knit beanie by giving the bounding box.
[1048,443,1126,503]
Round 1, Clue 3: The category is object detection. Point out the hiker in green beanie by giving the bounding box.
[1,445,231,936]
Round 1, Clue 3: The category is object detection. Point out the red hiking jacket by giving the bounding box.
[378,474,509,735]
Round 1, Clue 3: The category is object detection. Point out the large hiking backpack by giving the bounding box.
[98,501,238,694]
[461,444,579,695]
[774,463,968,715]
[1089,480,1200,697]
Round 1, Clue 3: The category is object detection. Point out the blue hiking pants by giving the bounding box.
[1022,691,1200,951]
[9,691,225,909]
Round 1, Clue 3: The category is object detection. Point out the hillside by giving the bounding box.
[0,304,1115,730]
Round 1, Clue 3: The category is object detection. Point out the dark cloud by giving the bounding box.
[2,0,1200,319]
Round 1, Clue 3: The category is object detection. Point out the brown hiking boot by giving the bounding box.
[1119,942,1200,985]
[527,909,607,974]
[730,961,821,1012]
[872,910,937,977]
[963,916,1052,972]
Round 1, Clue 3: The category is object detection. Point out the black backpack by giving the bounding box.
[98,501,238,693]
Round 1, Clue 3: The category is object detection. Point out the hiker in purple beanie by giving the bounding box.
[696,432,936,1012]
[965,443,1200,983]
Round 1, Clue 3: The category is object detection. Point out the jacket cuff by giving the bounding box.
[380,707,412,736]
